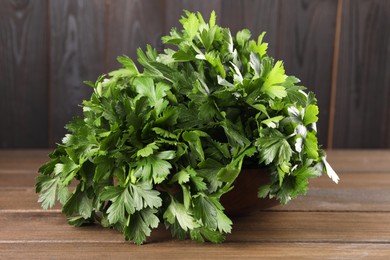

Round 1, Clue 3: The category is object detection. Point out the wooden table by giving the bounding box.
[1,150,390,259]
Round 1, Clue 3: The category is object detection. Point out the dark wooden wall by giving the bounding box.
[1,0,389,148]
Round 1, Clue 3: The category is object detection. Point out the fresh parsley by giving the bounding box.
[36,10,339,245]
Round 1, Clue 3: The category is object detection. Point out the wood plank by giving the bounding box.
[1,150,389,257]
[49,0,106,146]
[326,150,390,172]
[0,149,50,172]
[1,211,390,243]
[228,211,390,243]
[106,0,165,71]
[276,0,338,147]
[1,242,390,259]
[0,0,48,148]
[333,0,390,148]
[0,188,58,211]
[276,187,390,212]
[0,173,38,187]
[2,150,390,212]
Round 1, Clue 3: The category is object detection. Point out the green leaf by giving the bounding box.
[193,195,217,229]
[197,159,223,193]
[99,186,123,201]
[102,186,134,224]
[190,227,225,243]
[221,119,251,147]
[163,198,199,231]
[209,197,232,233]
[258,184,271,198]
[250,103,270,117]
[180,11,200,40]
[257,129,292,165]
[304,104,319,126]
[304,131,319,159]
[182,131,207,162]
[62,187,94,219]
[285,84,308,107]
[94,160,111,182]
[136,155,172,184]
[209,10,216,27]
[54,156,79,177]
[189,168,208,191]
[116,55,139,74]
[173,50,196,62]
[217,75,234,88]
[262,61,287,99]
[171,169,190,184]
[249,52,261,78]
[217,165,240,183]
[137,143,159,157]
[205,51,226,78]
[126,208,160,245]
[252,32,268,57]
[152,127,177,139]
[137,47,175,82]
[290,164,319,198]
[134,77,170,115]
[181,184,192,210]
[131,182,162,210]
[156,150,176,160]
[36,175,60,209]
[38,156,60,176]
[236,29,251,47]
[67,216,91,227]
[35,10,333,245]
[261,115,284,128]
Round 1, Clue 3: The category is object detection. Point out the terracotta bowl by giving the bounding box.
[221,168,278,217]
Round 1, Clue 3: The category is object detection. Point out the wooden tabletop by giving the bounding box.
[1,150,390,259]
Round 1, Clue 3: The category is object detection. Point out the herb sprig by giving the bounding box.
[36,11,339,245]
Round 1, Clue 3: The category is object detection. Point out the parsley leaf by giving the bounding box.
[261,61,287,99]
[36,10,338,245]
[164,198,199,232]
[257,129,292,166]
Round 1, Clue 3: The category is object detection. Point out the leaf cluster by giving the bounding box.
[36,11,338,245]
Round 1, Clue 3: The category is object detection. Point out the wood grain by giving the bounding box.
[1,1,390,149]
[105,0,165,71]
[276,0,338,147]
[325,149,390,172]
[1,211,390,243]
[1,150,390,258]
[0,149,50,172]
[0,0,48,148]
[2,150,390,213]
[333,0,390,148]
[1,242,390,259]
[48,0,106,146]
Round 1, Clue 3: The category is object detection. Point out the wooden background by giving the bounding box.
[0,0,389,149]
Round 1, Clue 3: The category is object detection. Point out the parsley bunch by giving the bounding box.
[36,11,339,245]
